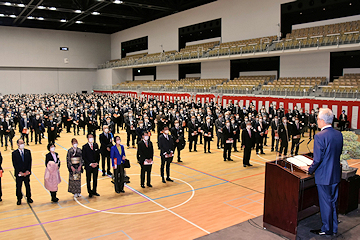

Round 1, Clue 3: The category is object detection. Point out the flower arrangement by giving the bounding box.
[340,131,360,171]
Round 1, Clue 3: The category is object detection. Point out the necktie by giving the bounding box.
[145,141,148,148]
[90,144,93,150]
[285,125,288,142]
[297,124,299,130]
[248,129,251,138]
[21,150,24,162]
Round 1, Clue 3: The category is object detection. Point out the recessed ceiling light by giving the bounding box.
[75,10,82,13]
[323,8,325,10]
[27,16,35,19]
[75,20,83,24]
[92,11,100,15]
[60,19,67,22]
[38,6,45,9]
[349,3,352,5]
[114,0,123,4]
[4,2,11,6]
[49,7,56,10]
[37,17,44,20]
[9,14,16,18]
[300,12,302,15]
[18,3,25,7]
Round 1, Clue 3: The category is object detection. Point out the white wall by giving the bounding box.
[111,0,290,59]
[0,26,110,69]
[0,68,96,94]
[156,65,178,80]
[280,52,330,79]
[292,15,360,30]
[201,60,230,79]
[96,69,112,86]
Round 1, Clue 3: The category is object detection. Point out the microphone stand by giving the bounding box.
[306,138,313,157]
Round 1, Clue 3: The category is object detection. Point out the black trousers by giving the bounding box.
[279,140,288,156]
[101,153,111,173]
[0,177,2,198]
[243,146,252,165]
[0,133,3,146]
[50,191,57,200]
[160,156,172,179]
[263,134,268,145]
[34,130,41,144]
[4,134,13,147]
[16,175,31,200]
[189,135,197,151]
[271,134,279,151]
[204,138,211,152]
[198,132,203,144]
[140,164,152,186]
[309,126,316,139]
[86,167,98,194]
[174,144,182,161]
[223,143,232,160]
[114,164,125,192]
[48,132,56,144]
[256,137,264,153]
[217,132,223,147]
[232,138,238,151]
[127,131,136,146]
[291,138,300,155]
[21,133,29,144]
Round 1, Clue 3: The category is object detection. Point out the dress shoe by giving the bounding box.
[224,159,227,161]
[17,199,21,205]
[115,190,120,193]
[147,184,153,187]
[228,159,234,161]
[0,198,2,202]
[51,198,59,203]
[194,150,197,152]
[208,151,211,153]
[217,146,221,149]
[120,190,125,193]
[166,178,174,182]
[271,149,274,152]
[310,229,331,236]
[243,164,247,167]
[88,194,93,198]
[247,164,253,167]
[102,172,106,176]
[93,192,100,196]
[141,185,145,188]
[107,171,112,176]
[162,179,166,183]
[260,152,265,155]
[204,151,207,153]
[234,150,239,152]
[27,198,33,203]
[177,160,183,163]
[189,149,192,152]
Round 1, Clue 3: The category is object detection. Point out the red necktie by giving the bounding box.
[90,144,93,150]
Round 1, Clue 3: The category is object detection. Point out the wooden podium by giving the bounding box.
[263,153,319,240]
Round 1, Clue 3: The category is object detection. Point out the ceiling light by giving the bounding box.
[4,2,11,6]
[27,16,35,19]
[0,14,5,17]
[60,19,67,22]
[349,3,352,5]
[10,14,16,18]
[114,0,123,4]
[37,17,44,20]
[75,20,83,24]
[38,6,45,9]
[92,11,100,15]
[18,3,25,7]
[49,7,56,10]
[75,10,82,13]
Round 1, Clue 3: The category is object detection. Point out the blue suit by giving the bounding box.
[308,126,343,235]
[110,145,125,167]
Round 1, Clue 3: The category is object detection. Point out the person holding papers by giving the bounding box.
[223,120,234,161]
[137,131,154,188]
[301,108,343,236]
[159,126,174,183]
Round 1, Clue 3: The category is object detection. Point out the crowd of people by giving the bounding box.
[0,93,348,204]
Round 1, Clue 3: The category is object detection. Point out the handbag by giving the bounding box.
[124,159,131,168]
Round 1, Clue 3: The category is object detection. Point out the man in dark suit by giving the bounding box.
[254,117,266,155]
[47,115,57,144]
[12,139,33,205]
[19,114,30,146]
[188,116,199,152]
[222,120,234,161]
[202,116,213,153]
[301,108,343,236]
[125,111,137,148]
[82,134,100,198]
[99,125,112,176]
[271,116,280,152]
[308,109,317,139]
[0,151,2,201]
[290,117,304,156]
[159,126,174,183]
[242,122,254,167]
[278,117,291,157]
[338,110,348,131]
[137,131,154,188]
[170,120,184,162]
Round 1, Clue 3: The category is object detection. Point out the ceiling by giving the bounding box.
[0,0,217,34]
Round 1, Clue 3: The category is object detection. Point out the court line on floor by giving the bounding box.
[229,172,265,182]
[87,230,132,240]
[8,170,51,239]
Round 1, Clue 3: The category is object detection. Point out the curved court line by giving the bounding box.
[75,176,195,215]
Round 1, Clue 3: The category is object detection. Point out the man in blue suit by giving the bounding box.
[301,108,343,236]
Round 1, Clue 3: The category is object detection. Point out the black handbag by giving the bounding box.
[124,159,131,168]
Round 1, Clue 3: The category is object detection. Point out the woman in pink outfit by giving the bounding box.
[44,143,61,202]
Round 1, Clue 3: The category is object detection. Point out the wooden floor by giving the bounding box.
[0,129,358,240]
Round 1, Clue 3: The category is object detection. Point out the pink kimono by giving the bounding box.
[44,161,61,192]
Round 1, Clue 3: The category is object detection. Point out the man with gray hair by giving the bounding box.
[301,108,343,236]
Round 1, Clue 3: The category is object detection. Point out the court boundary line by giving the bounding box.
[87,230,133,240]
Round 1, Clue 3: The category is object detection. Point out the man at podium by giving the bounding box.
[301,108,343,236]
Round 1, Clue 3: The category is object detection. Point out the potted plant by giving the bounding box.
[340,131,360,180]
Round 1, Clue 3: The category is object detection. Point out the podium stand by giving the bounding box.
[263,153,319,240]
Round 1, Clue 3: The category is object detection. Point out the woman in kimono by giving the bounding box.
[67,138,83,197]
[44,143,61,202]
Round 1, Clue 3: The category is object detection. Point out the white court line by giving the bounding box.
[124,184,211,234]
